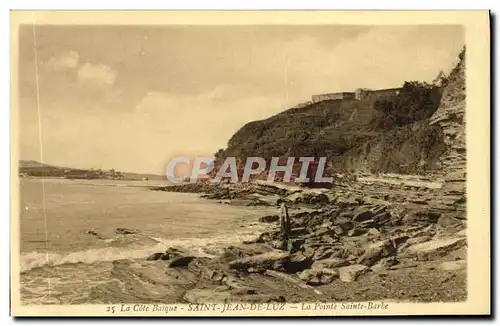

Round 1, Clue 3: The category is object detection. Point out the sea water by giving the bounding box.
[18,178,276,305]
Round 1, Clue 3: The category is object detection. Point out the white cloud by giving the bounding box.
[132,86,291,161]
[281,26,464,96]
[44,50,79,71]
[77,63,117,88]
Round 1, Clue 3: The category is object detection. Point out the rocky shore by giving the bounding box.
[91,175,467,304]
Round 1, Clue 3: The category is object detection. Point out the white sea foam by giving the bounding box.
[20,229,265,273]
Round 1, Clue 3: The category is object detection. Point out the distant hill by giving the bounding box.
[18,160,166,181]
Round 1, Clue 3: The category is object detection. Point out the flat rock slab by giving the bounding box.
[338,264,369,282]
[440,260,467,271]
[91,259,199,303]
[406,237,466,261]
[228,251,290,271]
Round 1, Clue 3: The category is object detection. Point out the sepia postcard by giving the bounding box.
[10,10,491,317]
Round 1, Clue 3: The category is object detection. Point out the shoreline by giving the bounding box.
[89,176,467,304]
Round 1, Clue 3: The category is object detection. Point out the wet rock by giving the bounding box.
[406,237,466,261]
[311,258,349,269]
[260,215,280,223]
[228,251,290,272]
[298,268,338,285]
[338,264,369,282]
[357,240,395,266]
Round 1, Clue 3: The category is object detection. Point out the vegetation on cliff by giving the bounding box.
[214,48,465,177]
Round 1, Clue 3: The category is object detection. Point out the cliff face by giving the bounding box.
[428,49,466,193]
[339,120,445,174]
[216,48,465,181]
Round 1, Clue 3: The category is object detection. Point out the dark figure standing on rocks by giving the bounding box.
[280,202,291,251]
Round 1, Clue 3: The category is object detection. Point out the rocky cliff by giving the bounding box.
[429,48,466,195]
[215,48,465,180]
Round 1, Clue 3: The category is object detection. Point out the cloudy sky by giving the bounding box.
[18,24,464,174]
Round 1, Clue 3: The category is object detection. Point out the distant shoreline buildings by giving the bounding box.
[309,70,448,105]
[311,87,402,103]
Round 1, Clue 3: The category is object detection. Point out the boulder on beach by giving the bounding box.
[145,247,196,267]
[298,268,338,286]
[405,237,466,261]
[357,240,395,266]
[338,264,369,282]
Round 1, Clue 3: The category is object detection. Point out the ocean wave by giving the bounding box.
[20,230,264,273]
